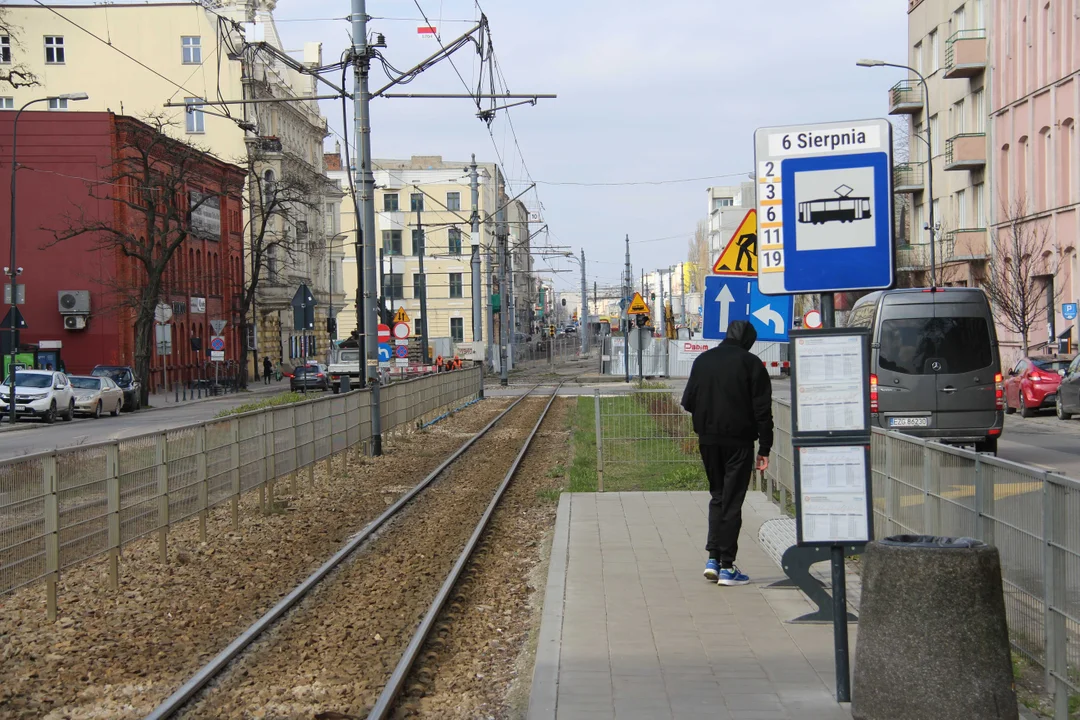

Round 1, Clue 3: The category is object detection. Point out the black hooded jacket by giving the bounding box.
[680,320,774,454]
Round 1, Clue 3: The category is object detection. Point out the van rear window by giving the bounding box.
[879,317,993,374]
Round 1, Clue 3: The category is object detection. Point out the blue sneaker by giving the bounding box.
[717,565,750,586]
[703,559,720,581]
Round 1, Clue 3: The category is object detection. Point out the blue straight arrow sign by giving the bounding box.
[703,275,793,342]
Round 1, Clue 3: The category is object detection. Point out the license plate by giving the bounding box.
[889,417,930,428]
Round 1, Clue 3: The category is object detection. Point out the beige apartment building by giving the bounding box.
[0,0,343,373]
[892,0,990,288]
[327,156,529,352]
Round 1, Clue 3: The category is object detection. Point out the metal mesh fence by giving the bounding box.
[0,367,482,612]
[760,397,1080,717]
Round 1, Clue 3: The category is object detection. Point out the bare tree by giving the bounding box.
[51,115,239,403]
[0,11,38,89]
[235,149,320,386]
[979,199,1061,356]
[686,218,709,294]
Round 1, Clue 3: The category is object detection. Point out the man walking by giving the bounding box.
[681,320,773,586]
[263,356,273,385]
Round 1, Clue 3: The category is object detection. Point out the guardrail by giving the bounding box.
[762,397,1079,719]
[0,366,483,618]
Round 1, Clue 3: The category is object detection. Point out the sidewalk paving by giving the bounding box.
[145,378,286,409]
[529,491,853,720]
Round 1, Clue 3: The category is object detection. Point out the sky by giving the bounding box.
[272,0,910,297]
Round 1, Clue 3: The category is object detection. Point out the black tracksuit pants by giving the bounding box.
[700,443,755,567]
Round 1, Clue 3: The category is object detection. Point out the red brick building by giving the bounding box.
[0,112,246,388]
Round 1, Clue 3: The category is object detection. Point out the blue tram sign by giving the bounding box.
[754,119,894,296]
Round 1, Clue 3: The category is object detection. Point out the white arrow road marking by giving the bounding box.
[752,304,785,332]
[715,283,735,333]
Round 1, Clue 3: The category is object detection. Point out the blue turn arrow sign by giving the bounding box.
[703,275,793,342]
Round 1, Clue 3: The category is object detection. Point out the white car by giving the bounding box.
[0,370,76,423]
[69,375,125,418]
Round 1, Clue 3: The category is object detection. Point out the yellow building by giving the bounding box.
[2,0,344,375]
[326,155,531,355]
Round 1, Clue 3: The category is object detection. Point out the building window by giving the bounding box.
[1040,127,1052,210]
[448,228,462,255]
[0,36,10,64]
[449,273,463,298]
[913,41,922,75]
[929,30,939,73]
[446,191,461,211]
[956,188,967,228]
[929,114,940,155]
[450,317,464,343]
[410,192,424,212]
[913,123,924,162]
[0,97,12,110]
[952,98,965,136]
[184,98,205,133]
[181,36,201,64]
[385,273,404,300]
[382,229,402,255]
[383,193,399,212]
[412,228,425,256]
[45,36,64,64]
[712,197,733,211]
[48,97,68,111]
[971,89,985,133]
[1062,119,1076,205]
[413,273,425,298]
[973,182,986,227]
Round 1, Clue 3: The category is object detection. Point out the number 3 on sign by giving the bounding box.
[761,248,784,272]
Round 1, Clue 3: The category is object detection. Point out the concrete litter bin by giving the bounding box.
[852,535,1017,720]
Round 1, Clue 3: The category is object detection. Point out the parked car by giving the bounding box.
[91,365,141,411]
[564,326,577,335]
[845,287,1004,454]
[290,363,329,392]
[69,375,125,418]
[1004,356,1071,418]
[0,370,76,423]
[1054,355,1080,420]
[513,332,533,345]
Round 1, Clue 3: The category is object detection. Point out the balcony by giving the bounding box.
[897,243,934,271]
[943,228,989,260]
[888,80,924,115]
[944,30,987,78]
[944,133,987,171]
[893,162,925,194]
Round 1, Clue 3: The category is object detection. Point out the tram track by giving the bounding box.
[144,383,560,719]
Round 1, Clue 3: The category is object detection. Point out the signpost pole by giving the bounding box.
[637,329,643,386]
[818,292,850,702]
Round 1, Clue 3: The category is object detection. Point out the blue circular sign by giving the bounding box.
[378,343,392,363]
[210,336,225,351]
[394,344,409,359]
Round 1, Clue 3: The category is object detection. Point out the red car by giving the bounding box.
[1004,355,1072,417]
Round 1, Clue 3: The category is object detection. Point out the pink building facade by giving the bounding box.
[990,0,1080,361]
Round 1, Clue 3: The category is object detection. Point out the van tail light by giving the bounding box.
[870,373,879,413]
[995,372,1005,410]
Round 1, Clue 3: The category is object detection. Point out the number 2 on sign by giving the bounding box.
[762,248,784,269]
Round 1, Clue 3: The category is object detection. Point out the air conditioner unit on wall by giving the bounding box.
[64,315,87,331]
[58,290,91,314]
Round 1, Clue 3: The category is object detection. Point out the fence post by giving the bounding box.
[921,440,934,535]
[1044,476,1069,719]
[263,409,275,513]
[973,454,993,546]
[43,454,59,621]
[106,442,120,591]
[230,418,241,531]
[196,425,208,542]
[594,389,604,492]
[155,433,169,563]
[883,435,896,540]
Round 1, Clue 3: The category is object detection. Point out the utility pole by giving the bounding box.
[624,234,631,384]
[415,197,430,364]
[658,269,665,339]
[352,0,381,454]
[579,248,588,356]
[469,155,482,343]
[680,262,687,328]
[497,181,509,386]
[507,246,515,368]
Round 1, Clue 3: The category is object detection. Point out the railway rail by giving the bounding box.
[143,383,559,719]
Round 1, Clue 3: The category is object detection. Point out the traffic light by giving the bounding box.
[549,325,556,337]
[561,298,566,307]
[326,318,337,335]
[636,314,648,328]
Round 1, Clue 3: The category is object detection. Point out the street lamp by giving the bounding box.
[856,58,937,287]
[7,93,89,423]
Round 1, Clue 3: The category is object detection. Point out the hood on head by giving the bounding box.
[724,320,757,350]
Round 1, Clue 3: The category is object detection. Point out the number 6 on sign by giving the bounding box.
[761,248,784,272]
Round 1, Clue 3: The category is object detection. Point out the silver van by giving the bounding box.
[846,288,1004,454]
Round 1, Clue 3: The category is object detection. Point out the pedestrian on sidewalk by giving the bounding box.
[263,356,273,385]
[680,320,773,587]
